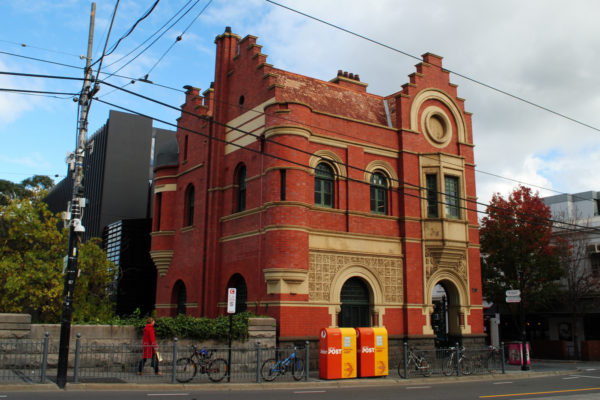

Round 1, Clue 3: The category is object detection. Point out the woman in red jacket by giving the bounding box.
[137,317,162,375]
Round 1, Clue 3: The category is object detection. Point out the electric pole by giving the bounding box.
[56,2,95,389]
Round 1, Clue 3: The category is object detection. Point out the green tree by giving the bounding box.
[480,186,563,317]
[73,238,116,323]
[0,176,115,322]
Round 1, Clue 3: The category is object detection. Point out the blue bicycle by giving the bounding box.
[260,350,304,381]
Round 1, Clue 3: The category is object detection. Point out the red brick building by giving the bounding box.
[150,27,483,347]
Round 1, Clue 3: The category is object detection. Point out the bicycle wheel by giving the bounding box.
[292,358,305,381]
[175,358,196,383]
[399,359,415,379]
[460,357,473,375]
[420,359,432,377]
[487,352,500,372]
[207,358,228,382]
[261,358,279,381]
[442,356,455,376]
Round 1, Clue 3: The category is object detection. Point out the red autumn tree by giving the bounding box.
[480,186,563,313]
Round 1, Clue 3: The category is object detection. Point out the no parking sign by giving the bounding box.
[227,288,236,314]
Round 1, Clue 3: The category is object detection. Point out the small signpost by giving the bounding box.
[505,289,521,303]
[227,288,236,382]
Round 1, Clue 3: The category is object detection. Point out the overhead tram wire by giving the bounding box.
[145,0,213,76]
[94,95,600,237]
[0,50,184,93]
[1,67,583,214]
[93,84,600,236]
[96,79,600,235]
[265,0,600,135]
[175,81,594,205]
[102,0,160,61]
[103,0,197,70]
[101,0,201,80]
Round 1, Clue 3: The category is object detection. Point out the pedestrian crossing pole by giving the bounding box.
[56,2,95,389]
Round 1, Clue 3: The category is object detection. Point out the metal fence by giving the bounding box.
[396,342,506,379]
[1,334,508,384]
[0,334,311,385]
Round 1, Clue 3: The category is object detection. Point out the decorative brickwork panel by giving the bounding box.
[308,251,403,303]
[424,247,467,280]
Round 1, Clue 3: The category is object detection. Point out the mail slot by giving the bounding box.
[319,327,357,379]
[356,327,388,377]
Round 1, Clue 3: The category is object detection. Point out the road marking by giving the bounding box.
[563,376,579,380]
[147,394,190,397]
[571,375,600,379]
[406,386,431,389]
[294,390,326,394]
[585,368,597,371]
[480,387,600,398]
[492,382,512,385]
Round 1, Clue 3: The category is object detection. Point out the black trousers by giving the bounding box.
[138,353,159,373]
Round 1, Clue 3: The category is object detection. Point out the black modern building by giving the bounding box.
[45,110,176,316]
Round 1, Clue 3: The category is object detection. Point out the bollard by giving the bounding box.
[402,341,408,379]
[171,338,178,384]
[500,342,505,374]
[455,343,461,377]
[73,333,81,383]
[40,332,49,384]
[304,340,310,381]
[256,341,261,383]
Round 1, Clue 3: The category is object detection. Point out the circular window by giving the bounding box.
[421,106,452,148]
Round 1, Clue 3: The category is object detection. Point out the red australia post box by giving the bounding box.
[356,327,388,377]
[319,328,357,379]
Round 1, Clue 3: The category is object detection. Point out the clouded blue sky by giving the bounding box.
[1,0,599,208]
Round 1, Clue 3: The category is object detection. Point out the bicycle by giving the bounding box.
[175,345,228,383]
[442,346,472,376]
[398,347,432,378]
[484,345,503,372]
[260,349,304,381]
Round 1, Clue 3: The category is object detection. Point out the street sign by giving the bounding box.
[506,296,521,303]
[505,289,520,297]
[227,288,236,314]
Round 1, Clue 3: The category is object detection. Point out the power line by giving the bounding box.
[0,65,590,207]
[265,0,600,134]
[101,0,201,80]
[93,84,600,236]
[0,38,84,59]
[0,50,84,70]
[103,0,197,70]
[0,87,78,96]
[145,0,213,76]
[92,0,160,64]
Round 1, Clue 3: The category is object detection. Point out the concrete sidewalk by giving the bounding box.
[1,359,599,392]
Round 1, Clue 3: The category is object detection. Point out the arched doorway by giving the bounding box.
[431,280,462,346]
[339,277,371,327]
[226,274,247,313]
[172,280,187,316]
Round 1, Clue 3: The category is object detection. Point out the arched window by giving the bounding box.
[236,165,246,212]
[226,274,248,314]
[314,163,334,208]
[339,277,371,327]
[184,184,194,226]
[370,172,388,214]
[172,280,187,316]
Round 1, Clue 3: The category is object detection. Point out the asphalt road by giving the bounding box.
[2,368,600,400]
